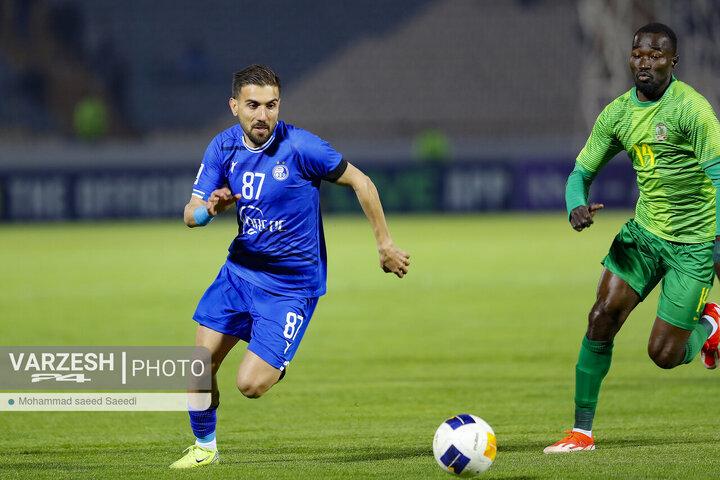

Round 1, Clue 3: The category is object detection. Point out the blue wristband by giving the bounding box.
[193,206,214,226]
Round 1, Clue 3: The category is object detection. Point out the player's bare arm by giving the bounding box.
[332,162,411,278]
[569,203,604,232]
[183,188,242,227]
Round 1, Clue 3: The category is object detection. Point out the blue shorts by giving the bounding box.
[193,263,319,370]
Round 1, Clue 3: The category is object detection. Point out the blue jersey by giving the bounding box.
[192,121,344,297]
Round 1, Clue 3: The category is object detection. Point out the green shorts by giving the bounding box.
[602,219,714,330]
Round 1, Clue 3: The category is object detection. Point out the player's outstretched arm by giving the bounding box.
[332,162,410,278]
[569,203,604,232]
[183,188,241,227]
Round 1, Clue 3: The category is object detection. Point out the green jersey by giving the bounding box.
[576,77,720,243]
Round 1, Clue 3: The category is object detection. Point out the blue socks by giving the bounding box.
[189,405,217,440]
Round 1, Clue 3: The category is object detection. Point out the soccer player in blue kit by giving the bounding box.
[170,64,411,468]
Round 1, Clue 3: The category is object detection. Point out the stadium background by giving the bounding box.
[1,0,718,221]
[3,2,720,479]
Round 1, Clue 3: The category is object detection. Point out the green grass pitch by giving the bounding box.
[1,212,719,479]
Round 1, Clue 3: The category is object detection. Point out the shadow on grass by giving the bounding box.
[595,435,709,450]
[221,445,430,465]
[3,446,157,473]
[2,445,431,472]
[1,461,98,473]
[485,433,709,455]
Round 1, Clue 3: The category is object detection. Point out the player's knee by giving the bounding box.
[236,378,270,399]
[587,302,623,338]
[589,302,608,324]
[647,342,681,369]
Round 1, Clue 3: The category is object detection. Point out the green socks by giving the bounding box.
[574,336,613,431]
[682,320,712,364]
[573,319,712,431]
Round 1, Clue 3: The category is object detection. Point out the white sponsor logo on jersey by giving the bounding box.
[239,206,286,235]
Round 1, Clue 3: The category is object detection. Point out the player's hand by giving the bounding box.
[207,188,242,216]
[379,243,411,278]
[569,203,604,232]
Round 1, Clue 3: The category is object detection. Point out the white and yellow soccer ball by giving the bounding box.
[433,414,497,476]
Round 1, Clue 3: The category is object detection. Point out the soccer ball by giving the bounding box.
[433,414,497,476]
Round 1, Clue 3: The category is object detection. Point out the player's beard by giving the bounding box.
[245,122,273,147]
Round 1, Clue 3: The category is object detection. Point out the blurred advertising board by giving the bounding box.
[0,159,636,221]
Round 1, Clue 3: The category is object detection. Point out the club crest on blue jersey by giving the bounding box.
[272,164,289,181]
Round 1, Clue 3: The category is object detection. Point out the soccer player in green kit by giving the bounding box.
[544,23,720,453]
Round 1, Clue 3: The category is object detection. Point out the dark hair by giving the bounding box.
[232,64,281,98]
[634,23,677,54]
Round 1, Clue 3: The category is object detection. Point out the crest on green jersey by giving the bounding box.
[655,123,668,141]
